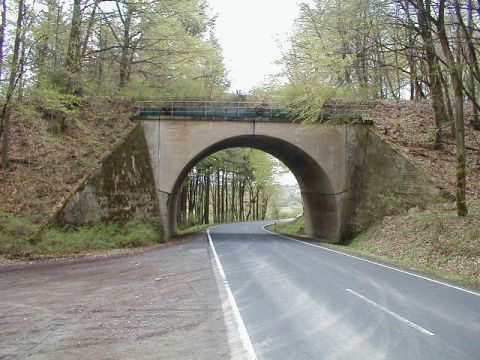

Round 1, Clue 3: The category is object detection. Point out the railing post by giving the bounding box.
[171,101,174,116]
[204,101,207,117]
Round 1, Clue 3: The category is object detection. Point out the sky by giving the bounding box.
[207,0,302,93]
[207,0,302,186]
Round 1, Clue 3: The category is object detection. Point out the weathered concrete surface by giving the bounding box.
[55,125,161,234]
[340,126,440,239]
[142,119,346,241]
[0,234,229,359]
[142,118,439,243]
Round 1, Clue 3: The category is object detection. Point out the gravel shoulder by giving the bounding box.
[0,233,229,360]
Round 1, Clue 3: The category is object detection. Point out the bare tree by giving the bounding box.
[1,0,25,169]
[0,0,6,85]
[436,0,468,216]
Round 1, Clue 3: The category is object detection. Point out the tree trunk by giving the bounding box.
[0,0,5,134]
[80,0,100,61]
[220,170,225,222]
[216,170,221,222]
[119,4,132,88]
[0,0,6,85]
[53,4,61,70]
[416,0,446,148]
[439,70,456,137]
[239,181,245,221]
[17,25,27,101]
[1,0,24,170]
[212,176,217,223]
[203,173,210,224]
[188,178,194,224]
[231,173,236,222]
[455,0,480,130]
[437,0,468,216]
[66,0,81,71]
[178,186,187,227]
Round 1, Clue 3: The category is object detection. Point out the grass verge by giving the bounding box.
[0,212,162,260]
[267,216,305,237]
[343,209,480,288]
[176,224,212,235]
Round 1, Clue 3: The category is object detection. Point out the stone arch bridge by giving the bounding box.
[56,101,438,243]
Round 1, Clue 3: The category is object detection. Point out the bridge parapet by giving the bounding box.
[131,99,375,124]
[132,100,293,121]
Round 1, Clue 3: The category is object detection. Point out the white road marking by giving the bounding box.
[262,225,480,298]
[208,228,257,360]
[346,288,435,336]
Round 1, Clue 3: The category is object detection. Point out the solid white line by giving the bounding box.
[208,228,257,360]
[261,225,480,297]
[346,288,435,336]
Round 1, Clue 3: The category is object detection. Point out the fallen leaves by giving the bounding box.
[0,100,136,223]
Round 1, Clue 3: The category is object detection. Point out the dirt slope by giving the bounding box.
[0,99,136,223]
[367,100,480,206]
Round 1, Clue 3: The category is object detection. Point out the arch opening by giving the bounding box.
[176,148,302,229]
[168,135,340,241]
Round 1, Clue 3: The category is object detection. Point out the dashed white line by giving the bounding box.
[262,225,480,298]
[208,228,257,360]
[346,288,435,336]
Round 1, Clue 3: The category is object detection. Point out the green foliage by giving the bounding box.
[9,0,229,100]
[33,87,83,116]
[37,220,161,254]
[267,0,402,122]
[0,213,39,256]
[0,213,161,258]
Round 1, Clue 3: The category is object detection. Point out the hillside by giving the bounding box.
[354,100,480,287]
[367,100,480,205]
[0,99,136,223]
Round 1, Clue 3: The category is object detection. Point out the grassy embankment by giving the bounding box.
[177,224,212,235]
[347,208,480,287]
[269,216,305,237]
[0,212,161,261]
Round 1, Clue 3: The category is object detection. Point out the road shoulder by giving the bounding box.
[0,232,230,359]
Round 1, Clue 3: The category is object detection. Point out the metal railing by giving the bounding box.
[131,99,372,123]
[133,100,294,120]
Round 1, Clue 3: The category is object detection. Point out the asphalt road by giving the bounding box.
[209,221,480,360]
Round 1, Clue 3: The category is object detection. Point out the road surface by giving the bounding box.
[209,221,480,360]
[0,235,230,359]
